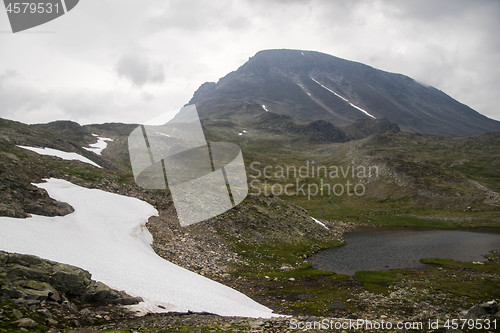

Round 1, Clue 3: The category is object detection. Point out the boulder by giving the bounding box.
[22,280,60,302]
[465,300,499,319]
[16,317,37,328]
[7,263,50,281]
[50,264,92,296]
[83,281,142,305]
[1,251,142,306]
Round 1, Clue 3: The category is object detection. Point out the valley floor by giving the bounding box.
[1,232,498,333]
[1,121,499,332]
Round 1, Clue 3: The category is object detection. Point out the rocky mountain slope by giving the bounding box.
[191,49,500,137]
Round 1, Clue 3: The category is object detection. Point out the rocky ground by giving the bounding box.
[0,251,143,331]
[1,118,500,332]
[2,229,499,332]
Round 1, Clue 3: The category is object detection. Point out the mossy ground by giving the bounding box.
[354,270,408,295]
[100,324,252,333]
[416,258,500,302]
[0,298,48,332]
[222,227,500,319]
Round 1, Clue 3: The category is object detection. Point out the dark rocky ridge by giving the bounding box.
[0,251,144,330]
[0,251,142,306]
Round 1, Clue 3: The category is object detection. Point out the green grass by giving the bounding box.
[289,193,500,230]
[242,264,347,280]
[355,270,408,295]
[274,280,355,316]
[0,298,47,332]
[235,129,500,230]
[220,232,356,316]
[239,264,353,316]
[366,215,462,228]
[410,258,500,302]
[420,258,500,275]
[231,238,344,271]
[101,325,252,333]
[453,159,500,193]
[428,279,500,300]
[53,166,104,182]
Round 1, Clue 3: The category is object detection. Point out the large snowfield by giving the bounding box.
[0,178,277,318]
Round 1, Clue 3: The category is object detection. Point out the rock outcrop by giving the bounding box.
[0,251,142,305]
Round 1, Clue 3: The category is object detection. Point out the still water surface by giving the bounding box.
[309,229,500,275]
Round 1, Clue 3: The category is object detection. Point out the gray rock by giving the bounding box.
[1,284,24,299]
[83,281,142,305]
[466,304,487,319]
[46,318,58,326]
[466,300,499,319]
[16,317,37,328]
[79,308,92,316]
[51,264,92,296]
[7,252,43,266]
[330,297,346,311]
[1,251,141,306]
[12,308,23,319]
[481,300,499,314]
[22,280,59,302]
[62,300,78,313]
[6,263,50,282]
[37,308,53,318]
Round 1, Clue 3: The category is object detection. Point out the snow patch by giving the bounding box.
[310,77,348,101]
[297,82,312,96]
[310,77,376,119]
[348,103,376,119]
[0,178,277,318]
[17,146,101,168]
[261,104,269,112]
[311,217,329,230]
[83,135,114,155]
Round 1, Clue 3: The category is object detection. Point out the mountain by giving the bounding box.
[190,49,500,137]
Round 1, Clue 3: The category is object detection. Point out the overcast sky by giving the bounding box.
[0,0,499,125]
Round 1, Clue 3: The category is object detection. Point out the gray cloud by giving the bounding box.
[116,53,165,87]
[0,70,175,125]
[0,71,54,120]
[145,0,252,33]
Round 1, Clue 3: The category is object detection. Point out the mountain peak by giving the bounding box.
[191,49,500,136]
